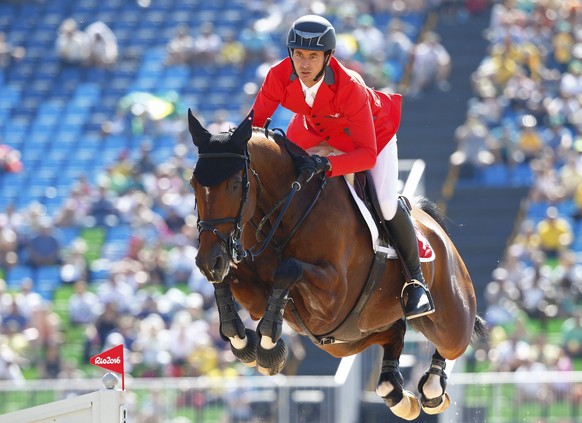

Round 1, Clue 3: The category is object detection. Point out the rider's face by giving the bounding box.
[291,49,325,87]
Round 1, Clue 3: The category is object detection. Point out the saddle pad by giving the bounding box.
[343,176,435,262]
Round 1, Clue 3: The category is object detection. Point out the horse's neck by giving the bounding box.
[250,136,294,199]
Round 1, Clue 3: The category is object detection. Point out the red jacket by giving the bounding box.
[251,56,402,177]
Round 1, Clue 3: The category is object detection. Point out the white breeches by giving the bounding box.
[370,136,399,220]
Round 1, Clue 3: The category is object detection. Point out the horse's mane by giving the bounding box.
[249,125,308,158]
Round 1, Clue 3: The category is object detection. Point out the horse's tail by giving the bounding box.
[471,315,488,345]
[414,196,449,236]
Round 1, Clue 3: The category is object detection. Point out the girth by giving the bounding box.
[288,239,394,345]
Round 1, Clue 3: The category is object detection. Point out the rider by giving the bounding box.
[249,15,434,319]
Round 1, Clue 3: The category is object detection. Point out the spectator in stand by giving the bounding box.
[351,14,384,62]
[0,215,18,271]
[0,344,25,383]
[559,60,582,99]
[96,274,134,314]
[192,22,222,66]
[217,30,246,68]
[132,141,156,176]
[0,31,25,70]
[255,47,282,82]
[550,21,574,73]
[2,298,29,333]
[0,144,23,174]
[24,219,62,268]
[131,313,169,377]
[163,206,186,236]
[38,342,63,379]
[84,21,118,69]
[54,189,90,228]
[574,172,582,222]
[450,112,496,177]
[535,206,573,262]
[384,19,414,81]
[55,18,90,65]
[88,184,120,227]
[558,150,582,198]
[516,115,544,163]
[408,31,451,97]
[60,239,90,284]
[68,279,100,326]
[552,250,582,317]
[93,301,121,350]
[166,239,198,286]
[561,311,582,359]
[529,155,565,204]
[165,25,195,66]
[14,278,43,323]
[515,355,550,403]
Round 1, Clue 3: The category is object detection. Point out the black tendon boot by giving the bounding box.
[384,198,435,319]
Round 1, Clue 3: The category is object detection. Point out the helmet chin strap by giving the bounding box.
[313,50,333,82]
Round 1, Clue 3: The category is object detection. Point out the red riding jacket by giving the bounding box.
[251,56,402,177]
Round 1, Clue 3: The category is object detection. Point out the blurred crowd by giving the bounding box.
[452,0,582,404]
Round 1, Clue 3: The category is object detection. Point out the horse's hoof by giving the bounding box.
[231,329,258,367]
[256,338,288,376]
[422,392,451,415]
[387,390,421,421]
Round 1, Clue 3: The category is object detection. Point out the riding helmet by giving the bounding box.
[286,15,336,52]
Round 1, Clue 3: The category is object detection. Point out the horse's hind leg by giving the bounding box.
[376,320,421,421]
[418,350,451,415]
[214,282,258,367]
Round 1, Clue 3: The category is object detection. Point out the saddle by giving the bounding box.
[352,170,402,243]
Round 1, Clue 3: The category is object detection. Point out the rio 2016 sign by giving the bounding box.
[90,344,125,390]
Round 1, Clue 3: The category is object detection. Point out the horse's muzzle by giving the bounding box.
[196,244,231,283]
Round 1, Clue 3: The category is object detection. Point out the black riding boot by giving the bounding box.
[384,199,435,319]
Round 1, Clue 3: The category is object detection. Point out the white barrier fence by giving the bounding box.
[2,369,582,422]
[0,389,126,423]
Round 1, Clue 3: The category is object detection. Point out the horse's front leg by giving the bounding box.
[214,281,259,367]
[255,257,341,375]
[376,319,421,421]
[254,259,302,375]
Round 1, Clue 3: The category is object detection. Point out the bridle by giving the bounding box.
[195,135,326,265]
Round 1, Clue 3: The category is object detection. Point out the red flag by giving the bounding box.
[90,344,124,383]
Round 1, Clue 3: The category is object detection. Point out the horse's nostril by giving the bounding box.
[212,255,224,276]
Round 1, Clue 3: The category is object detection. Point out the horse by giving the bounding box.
[187,109,486,420]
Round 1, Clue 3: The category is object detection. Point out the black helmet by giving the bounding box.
[286,15,336,52]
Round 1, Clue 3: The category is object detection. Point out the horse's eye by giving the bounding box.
[232,178,243,190]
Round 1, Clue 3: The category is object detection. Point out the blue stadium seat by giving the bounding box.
[6,264,34,289]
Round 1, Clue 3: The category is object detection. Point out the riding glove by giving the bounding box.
[294,154,331,181]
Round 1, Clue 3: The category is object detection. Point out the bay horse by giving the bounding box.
[187,109,486,420]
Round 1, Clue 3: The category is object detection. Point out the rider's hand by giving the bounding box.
[294,154,331,181]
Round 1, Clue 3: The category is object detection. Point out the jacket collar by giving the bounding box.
[288,64,336,111]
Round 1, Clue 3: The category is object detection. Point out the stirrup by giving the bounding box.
[400,279,435,319]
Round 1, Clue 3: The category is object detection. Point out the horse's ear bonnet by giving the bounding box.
[189,109,254,186]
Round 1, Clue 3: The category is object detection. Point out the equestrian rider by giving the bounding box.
[250,15,435,319]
